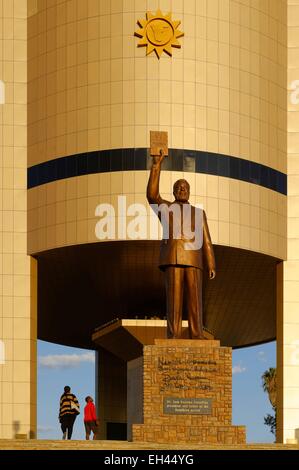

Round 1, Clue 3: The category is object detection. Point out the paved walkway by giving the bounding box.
[0,439,298,450]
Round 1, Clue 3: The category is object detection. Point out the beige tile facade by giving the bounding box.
[27,0,287,172]
[26,1,287,260]
[0,1,37,439]
[28,172,287,260]
[277,0,299,444]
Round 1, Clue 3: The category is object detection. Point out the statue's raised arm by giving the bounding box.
[146,151,166,205]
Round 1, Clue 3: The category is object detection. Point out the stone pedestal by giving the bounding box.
[132,340,246,445]
[93,320,213,440]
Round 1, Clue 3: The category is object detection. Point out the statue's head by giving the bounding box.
[173,179,190,203]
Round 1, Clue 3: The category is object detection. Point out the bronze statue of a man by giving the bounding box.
[147,151,216,339]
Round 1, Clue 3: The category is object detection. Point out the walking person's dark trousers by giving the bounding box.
[60,414,76,439]
[165,266,204,339]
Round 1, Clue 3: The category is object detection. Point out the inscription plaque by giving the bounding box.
[158,357,217,392]
[163,397,212,415]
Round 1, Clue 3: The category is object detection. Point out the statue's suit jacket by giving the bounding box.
[147,164,216,272]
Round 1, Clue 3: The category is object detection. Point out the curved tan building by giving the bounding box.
[0,0,297,443]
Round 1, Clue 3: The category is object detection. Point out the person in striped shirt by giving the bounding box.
[59,385,80,440]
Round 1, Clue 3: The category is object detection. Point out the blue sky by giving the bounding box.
[37,341,96,440]
[231,341,276,443]
[37,340,276,442]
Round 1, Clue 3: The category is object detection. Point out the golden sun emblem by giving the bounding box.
[135,10,184,59]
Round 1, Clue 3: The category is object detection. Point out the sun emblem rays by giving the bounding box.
[135,10,184,59]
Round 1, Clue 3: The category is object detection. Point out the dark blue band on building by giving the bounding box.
[27,148,287,195]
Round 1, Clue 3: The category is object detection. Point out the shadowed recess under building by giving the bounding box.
[36,242,277,350]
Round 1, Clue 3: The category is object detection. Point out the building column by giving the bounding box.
[0,1,37,439]
[96,348,127,440]
[277,0,299,443]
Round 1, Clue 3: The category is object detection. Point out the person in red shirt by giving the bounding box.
[84,396,98,440]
